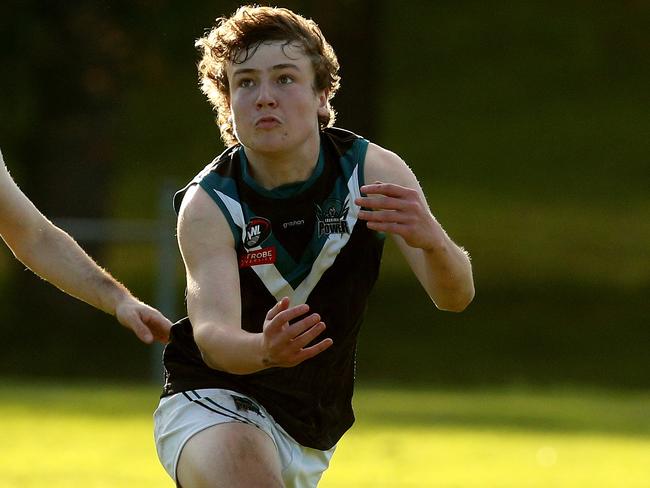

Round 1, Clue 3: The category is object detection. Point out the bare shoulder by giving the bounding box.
[178,184,215,222]
[177,184,234,248]
[364,142,420,189]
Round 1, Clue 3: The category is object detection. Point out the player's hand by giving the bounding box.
[356,181,441,250]
[115,297,172,344]
[261,297,333,368]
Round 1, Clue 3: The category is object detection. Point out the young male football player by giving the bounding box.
[154,6,474,487]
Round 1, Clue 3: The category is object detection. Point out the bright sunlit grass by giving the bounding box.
[323,388,650,487]
[0,381,648,487]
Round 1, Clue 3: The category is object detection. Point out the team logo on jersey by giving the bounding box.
[243,217,272,250]
[316,198,350,237]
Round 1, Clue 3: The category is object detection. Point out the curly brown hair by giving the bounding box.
[195,5,341,146]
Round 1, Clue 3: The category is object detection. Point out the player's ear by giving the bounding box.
[317,89,329,118]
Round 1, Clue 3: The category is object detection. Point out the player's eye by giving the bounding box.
[277,74,294,85]
[238,78,254,88]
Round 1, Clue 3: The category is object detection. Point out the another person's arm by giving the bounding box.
[0,149,171,344]
[357,144,475,312]
[177,185,332,374]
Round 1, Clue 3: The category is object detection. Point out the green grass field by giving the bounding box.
[0,380,649,487]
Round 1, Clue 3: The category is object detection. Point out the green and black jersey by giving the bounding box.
[161,127,385,450]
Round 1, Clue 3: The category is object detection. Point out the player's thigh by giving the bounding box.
[177,422,284,488]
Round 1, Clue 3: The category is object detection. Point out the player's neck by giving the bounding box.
[243,135,320,190]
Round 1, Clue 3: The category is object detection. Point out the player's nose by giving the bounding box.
[255,81,277,108]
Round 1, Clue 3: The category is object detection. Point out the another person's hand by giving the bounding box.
[115,297,172,344]
[261,297,333,368]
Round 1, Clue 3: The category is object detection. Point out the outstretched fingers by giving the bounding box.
[296,337,334,362]
[356,184,417,218]
[360,182,412,198]
[358,208,409,224]
[140,308,172,343]
[116,300,172,345]
[265,302,310,334]
[262,299,333,367]
[287,314,332,363]
[355,181,438,249]
[288,313,325,347]
[129,316,155,344]
[265,296,291,321]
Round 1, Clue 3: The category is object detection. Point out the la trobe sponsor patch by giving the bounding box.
[239,246,276,268]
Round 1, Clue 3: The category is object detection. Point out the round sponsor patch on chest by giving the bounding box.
[244,217,272,250]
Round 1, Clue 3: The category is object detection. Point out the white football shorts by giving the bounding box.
[154,388,336,488]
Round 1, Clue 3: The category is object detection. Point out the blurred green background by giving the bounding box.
[0,0,648,388]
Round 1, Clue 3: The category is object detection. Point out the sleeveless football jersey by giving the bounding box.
[161,127,385,450]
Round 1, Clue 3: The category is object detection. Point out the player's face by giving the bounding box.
[227,41,327,155]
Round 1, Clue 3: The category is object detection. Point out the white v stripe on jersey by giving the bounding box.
[212,166,361,305]
[214,189,294,298]
[214,190,245,228]
[291,166,360,305]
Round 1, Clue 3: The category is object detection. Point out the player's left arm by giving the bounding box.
[356,143,474,312]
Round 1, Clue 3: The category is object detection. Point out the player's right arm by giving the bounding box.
[177,185,332,375]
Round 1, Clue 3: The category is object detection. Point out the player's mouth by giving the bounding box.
[255,115,281,129]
